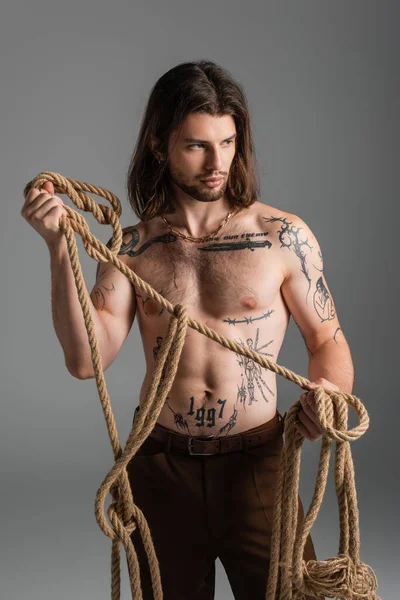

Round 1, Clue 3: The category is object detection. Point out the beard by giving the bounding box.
[168,169,227,203]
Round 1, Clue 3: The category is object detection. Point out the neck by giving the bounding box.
[163,197,233,238]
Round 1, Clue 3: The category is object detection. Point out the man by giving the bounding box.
[22,60,354,599]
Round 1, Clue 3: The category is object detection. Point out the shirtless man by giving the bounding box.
[22,60,354,599]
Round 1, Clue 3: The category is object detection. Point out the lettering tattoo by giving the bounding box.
[313,276,336,322]
[165,397,239,438]
[223,309,275,326]
[235,328,275,405]
[199,231,271,252]
[263,216,313,303]
[104,227,274,261]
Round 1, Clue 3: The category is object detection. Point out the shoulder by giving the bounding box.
[254,204,323,278]
[104,222,143,251]
[254,202,304,230]
[255,204,319,245]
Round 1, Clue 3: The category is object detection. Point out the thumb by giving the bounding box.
[42,181,54,195]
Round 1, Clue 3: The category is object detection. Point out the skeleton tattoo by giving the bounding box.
[235,328,275,406]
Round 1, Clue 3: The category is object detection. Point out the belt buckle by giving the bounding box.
[188,435,216,456]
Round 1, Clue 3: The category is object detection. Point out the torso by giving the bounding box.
[125,201,292,438]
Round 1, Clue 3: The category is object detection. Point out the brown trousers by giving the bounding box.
[127,408,319,600]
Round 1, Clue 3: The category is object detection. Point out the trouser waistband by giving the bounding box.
[132,406,286,456]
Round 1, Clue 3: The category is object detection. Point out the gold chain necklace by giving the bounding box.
[160,207,241,243]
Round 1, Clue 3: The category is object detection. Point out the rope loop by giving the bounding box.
[23,172,380,600]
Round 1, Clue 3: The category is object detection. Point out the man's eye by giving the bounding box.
[189,140,234,149]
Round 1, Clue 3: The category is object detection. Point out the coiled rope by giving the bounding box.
[24,171,380,600]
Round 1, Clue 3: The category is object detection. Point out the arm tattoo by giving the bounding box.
[333,327,342,344]
[264,216,313,304]
[91,266,116,311]
[313,276,336,321]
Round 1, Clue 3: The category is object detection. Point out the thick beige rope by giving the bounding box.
[24,171,380,600]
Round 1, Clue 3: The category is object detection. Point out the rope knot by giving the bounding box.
[293,554,380,599]
[23,171,379,600]
[173,303,188,323]
[306,385,370,443]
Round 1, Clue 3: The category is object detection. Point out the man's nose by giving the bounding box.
[205,148,223,171]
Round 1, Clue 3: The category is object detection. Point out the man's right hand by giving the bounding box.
[21,181,69,246]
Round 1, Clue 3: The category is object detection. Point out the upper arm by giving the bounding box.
[278,213,344,354]
[89,227,137,371]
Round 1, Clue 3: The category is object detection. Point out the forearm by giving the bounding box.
[308,339,354,394]
[47,236,108,376]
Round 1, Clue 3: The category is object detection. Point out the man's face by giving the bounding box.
[165,112,237,204]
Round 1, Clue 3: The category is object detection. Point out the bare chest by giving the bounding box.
[128,225,285,318]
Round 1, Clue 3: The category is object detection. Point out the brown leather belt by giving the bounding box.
[143,411,286,456]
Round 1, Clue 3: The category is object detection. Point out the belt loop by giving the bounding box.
[278,410,287,424]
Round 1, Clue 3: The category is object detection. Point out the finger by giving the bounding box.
[24,189,55,211]
[301,398,316,420]
[23,193,54,218]
[30,197,64,221]
[295,421,310,439]
[300,392,316,414]
[306,391,317,411]
[22,187,44,209]
[298,410,321,439]
[42,181,55,195]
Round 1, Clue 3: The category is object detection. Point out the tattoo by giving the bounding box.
[263,216,313,303]
[166,397,239,438]
[314,250,324,272]
[118,227,178,257]
[303,337,313,358]
[333,327,342,344]
[91,266,116,311]
[313,276,336,322]
[153,336,164,360]
[137,289,166,317]
[291,316,313,357]
[223,309,275,326]
[199,235,271,253]
[235,328,275,405]
[95,236,123,279]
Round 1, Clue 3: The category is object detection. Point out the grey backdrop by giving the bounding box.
[1,1,398,598]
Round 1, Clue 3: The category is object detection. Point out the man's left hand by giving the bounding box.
[295,377,340,441]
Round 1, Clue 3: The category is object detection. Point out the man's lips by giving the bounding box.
[201,177,224,187]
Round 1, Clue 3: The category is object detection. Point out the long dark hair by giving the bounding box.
[126,60,260,221]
